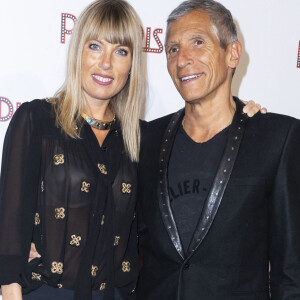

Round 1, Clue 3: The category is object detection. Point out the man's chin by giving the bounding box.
[183,97,204,105]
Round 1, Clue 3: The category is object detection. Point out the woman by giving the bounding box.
[0,0,264,299]
[0,0,146,299]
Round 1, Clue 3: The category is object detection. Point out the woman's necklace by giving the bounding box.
[81,112,116,130]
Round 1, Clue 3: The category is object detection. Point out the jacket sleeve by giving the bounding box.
[0,102,41,286]
[270,119,300,299]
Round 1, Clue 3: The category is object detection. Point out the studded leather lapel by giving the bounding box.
[158,108,185,260]
[158,99,247,260]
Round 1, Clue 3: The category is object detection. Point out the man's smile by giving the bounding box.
[179,73,204,82]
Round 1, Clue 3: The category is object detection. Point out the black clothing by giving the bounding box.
[168,125,228,252]
[23,284,123,300]
[0,99,138,299]
[138,98,300,300]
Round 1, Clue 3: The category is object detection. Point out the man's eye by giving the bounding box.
[169,47,178,54]
[195,40,203,46]
[89,43,99,50]
[117,48,128,56]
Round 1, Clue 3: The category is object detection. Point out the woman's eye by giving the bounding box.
[89,43,99,50]
[195,40,203,46]
[116,48,128,56]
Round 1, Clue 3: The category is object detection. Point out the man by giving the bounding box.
[137,0,300,299]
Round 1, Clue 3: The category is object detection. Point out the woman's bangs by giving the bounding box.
[88,10,134,49]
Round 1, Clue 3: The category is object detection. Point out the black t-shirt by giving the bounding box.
[168,124,228,252]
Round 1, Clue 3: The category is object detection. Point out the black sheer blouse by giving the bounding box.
[0,99,138,299]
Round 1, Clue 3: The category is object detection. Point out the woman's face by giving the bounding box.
[81,38,132,105]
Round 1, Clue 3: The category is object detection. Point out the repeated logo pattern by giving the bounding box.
[53,154,64,165]
[55,207,65,219]
[70,234,81,247]
[51,262,63,274]
[122,183,131,194]
[98,163,107,175]
[114,236,120,246]
[35,213,40,225]
[32,272,41,281]
[91,265,98,277]
[81,181,90,193]
[122,261,130,272]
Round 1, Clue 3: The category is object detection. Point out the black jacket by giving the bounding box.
[137,98,300,300]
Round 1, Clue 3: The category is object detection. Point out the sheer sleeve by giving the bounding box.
[0,102,41,285]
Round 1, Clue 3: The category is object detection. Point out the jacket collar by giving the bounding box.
[158,97,248,260]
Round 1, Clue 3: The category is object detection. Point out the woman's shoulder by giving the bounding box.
[16,98,54,119]
[10,98,56,133]
[20,98,53,110]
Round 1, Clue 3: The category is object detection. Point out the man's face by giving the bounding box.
[166,9,232,104]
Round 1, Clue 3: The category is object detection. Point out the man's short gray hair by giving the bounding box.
[166,0,238,50]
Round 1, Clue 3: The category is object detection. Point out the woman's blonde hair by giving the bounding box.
[53,0,147,162]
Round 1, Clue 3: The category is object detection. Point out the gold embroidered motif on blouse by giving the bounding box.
[32,272,41,281]
[41,180,44,192]
[122,261,130,272]
[70,234,81,247]
[100,283,106,290]
[53,154,64,165]
[114,236,120,246]
[57,284,63,288]
[101,215,105,226]
[34,213,40,225]
[51,262,63,274]
[81,181,90,193]
[91,265,98,277]
[98,163,107,175]
[122,183,131,194]
[55,207,65,219]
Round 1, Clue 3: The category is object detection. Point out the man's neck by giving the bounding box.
[183,94,236,143]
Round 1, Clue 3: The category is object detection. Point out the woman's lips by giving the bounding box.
[92,74,114,86]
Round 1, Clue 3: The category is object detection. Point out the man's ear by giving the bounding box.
[227,40,242,69]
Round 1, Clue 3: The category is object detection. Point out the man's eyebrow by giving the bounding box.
[189,33,206,40]
[165,41,179,49]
